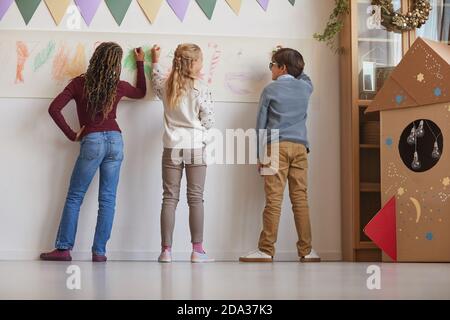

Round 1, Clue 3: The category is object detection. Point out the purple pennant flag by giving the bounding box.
[0,0,13,20]
[167,0,190,22]
[257,0,269,11]
[74,0,101,26]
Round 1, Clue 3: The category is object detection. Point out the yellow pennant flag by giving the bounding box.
[137,0,164,24]
[225,0,242,15]
[44,0,70,25]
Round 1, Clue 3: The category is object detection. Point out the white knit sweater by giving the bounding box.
[151,63,215,149]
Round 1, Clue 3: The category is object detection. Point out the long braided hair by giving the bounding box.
[83,42,123,121]
[165,43,202,109]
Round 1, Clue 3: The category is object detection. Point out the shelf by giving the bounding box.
[358,100,373,106]
[360,144,380,149]
[358,38,401,43]
[360,182,381,192]
[357,241,379,249]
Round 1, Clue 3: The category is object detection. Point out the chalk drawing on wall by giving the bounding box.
[1,30,315,102]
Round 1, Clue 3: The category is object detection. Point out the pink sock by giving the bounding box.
[162,245,171,252]
[193,242,204,253]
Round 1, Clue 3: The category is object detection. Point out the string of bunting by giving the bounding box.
[0,0,296,26]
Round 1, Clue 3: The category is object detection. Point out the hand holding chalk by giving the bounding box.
[151,45,161,63]
[134,47,145,62]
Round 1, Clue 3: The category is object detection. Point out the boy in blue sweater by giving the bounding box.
[240,48,320,263]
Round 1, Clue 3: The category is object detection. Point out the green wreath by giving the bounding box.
[372,0,432,33]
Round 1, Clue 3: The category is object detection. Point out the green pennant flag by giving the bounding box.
[195,0,217,20]
[289,0,295,5]
[105,0,132,26]
[15,0,41,24]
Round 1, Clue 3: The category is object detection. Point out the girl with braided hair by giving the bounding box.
[41,42,146,262]
[151,44,215,263]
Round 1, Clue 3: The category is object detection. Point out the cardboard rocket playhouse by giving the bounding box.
[364,38,450,262]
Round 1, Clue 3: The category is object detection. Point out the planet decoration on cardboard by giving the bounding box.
[364,37,450,262]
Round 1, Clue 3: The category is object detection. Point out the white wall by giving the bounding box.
[0,0,341,261]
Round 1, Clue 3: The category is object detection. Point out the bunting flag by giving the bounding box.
[44,0,70,25]
[137,0,163,24]
[15,0,41,25]
[0,0,13,20]
[74,0,101,26]
[1,0,298,25]
[195,0,216,20]
[105,0,132,26]
[256,0,269,11]
[166,0,190,22]
[225,0,241,15]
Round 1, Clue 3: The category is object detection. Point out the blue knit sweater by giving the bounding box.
[256,73,313,158]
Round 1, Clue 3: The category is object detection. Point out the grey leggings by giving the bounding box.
[161,148,206,247]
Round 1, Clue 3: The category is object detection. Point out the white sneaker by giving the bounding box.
[300,249,321,262]
[158,250,172,263]
[239,249,273,262]
[191,251,215,263]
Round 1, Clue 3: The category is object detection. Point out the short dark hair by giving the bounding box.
[272,48,304,78]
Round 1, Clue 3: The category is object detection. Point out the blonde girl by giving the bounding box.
[151,44,215,263]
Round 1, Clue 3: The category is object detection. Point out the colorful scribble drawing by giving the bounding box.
[3,31,308,101]
[225,72,265,95]
[123,46,153,78]
[33,41,56,72]
[64,44,87,79]
[15,41,29,84]
[206,43,221,85]
[223,48,268,95]
[51,43,87,83]
[52,44,69,84]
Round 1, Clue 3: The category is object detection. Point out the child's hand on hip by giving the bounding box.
[75,126,85,142]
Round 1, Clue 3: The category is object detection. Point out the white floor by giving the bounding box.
[1,261,449,299]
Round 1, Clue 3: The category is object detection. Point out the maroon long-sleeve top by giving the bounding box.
[48,61,146,141]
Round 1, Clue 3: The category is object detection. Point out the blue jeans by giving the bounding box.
[55,131,124,255]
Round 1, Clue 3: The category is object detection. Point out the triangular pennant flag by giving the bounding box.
[364,196,397,261]
[74,0,101,26]
[0,0,14,20]
[44,0,70,25]
[138,0,163,24]
[15,0,41,25]
[256,0,269,11]
[167,0,190,22]
[288,0,295,5]
[105,0,132,26]
[195,0,216,20]
[225,0,241,15]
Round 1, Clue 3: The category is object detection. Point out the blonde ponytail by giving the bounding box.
[165,44,202,109]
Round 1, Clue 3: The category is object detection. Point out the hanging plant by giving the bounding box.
[313,0,350,54]
[371,0,432,33]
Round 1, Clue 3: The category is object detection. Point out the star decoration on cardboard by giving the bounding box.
[442,177,450,187]
[416,73,425,82]
[397,187,405,196]
[395,95,404,105]
[434,87,442,97]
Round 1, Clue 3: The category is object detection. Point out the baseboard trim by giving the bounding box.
[0,250,342,262]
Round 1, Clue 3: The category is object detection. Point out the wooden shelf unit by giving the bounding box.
[339,0,413,262]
